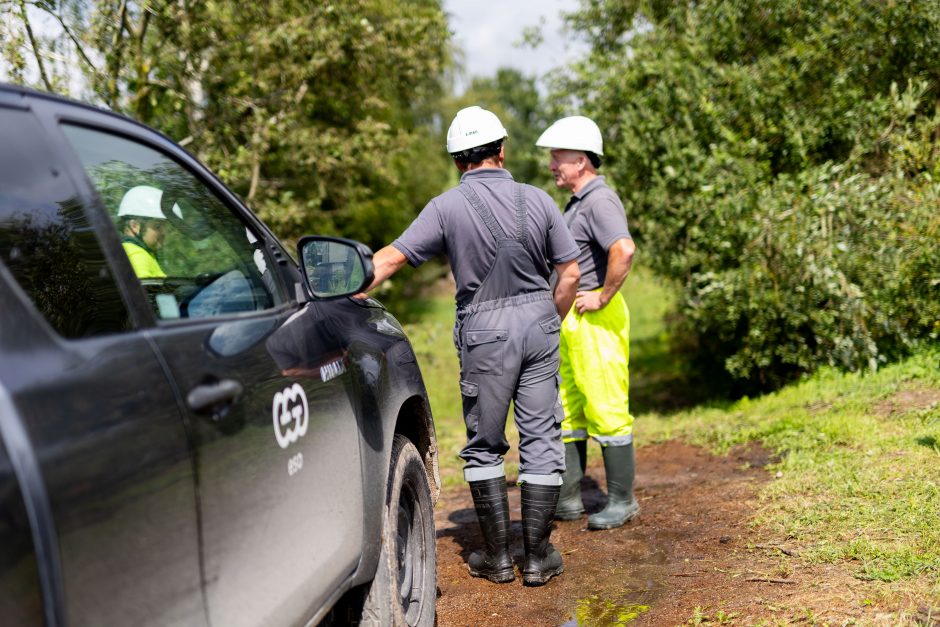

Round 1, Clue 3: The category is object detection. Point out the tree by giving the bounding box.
[561,0,940,388]
[2,0,454,250]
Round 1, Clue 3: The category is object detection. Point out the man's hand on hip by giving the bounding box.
[574,290,606,315]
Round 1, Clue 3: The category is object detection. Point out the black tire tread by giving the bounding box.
[359,435,436,626]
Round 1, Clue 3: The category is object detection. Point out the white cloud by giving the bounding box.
[443,0,586,92]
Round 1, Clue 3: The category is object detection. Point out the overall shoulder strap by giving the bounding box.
[458,182,508,242]
[513,183,528,247]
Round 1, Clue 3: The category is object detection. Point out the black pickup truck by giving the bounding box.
[0,83,438,627]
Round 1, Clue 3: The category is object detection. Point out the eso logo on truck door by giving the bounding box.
[273,383,309,449]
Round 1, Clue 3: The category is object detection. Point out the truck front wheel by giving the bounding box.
[360,434,436,626]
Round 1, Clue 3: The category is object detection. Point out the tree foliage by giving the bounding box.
[562,0,940,389]
[1,0,453,250]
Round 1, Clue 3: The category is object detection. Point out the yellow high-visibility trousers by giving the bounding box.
[559,290,633,444]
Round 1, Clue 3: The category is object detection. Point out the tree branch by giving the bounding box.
[18,0,53,90]
[37,2,99,74]
[138,4,151,47]
[248,158,261,202]
[745,577,796,584]
[106,0,129,106]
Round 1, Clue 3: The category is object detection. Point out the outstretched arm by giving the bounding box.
[364,244,408,292]
[553,259,581,320]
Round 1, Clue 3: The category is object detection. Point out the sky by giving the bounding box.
[442,1,586,93]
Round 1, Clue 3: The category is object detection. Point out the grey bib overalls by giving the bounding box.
[455,182,565,484]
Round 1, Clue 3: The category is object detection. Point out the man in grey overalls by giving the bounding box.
[364,106,581,586]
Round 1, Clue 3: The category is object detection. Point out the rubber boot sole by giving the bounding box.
[587,501,640,530]
[522,563,564,587]
[468,565,515,583]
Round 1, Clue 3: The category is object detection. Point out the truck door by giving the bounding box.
[0,103,204,627]
[59,123,365,627]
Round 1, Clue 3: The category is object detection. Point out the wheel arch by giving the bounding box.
[393,394,440,504]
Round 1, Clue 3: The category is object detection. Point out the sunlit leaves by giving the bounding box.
[2,0,454,250]
[563,0,940,389]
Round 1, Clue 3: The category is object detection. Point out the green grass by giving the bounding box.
[641,350,940,597]
[622,265,689,414]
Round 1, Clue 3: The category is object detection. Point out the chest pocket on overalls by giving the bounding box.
[465,328,508,375]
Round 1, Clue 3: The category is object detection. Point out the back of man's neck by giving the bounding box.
[465,160,502,171]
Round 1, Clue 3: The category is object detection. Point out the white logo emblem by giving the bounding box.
[273,383,309,449]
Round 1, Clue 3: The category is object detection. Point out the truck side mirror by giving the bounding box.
[297,236,375,299]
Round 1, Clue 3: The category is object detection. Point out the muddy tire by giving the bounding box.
[360,435,436,626]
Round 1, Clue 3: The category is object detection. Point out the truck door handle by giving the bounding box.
[187,379,243,420]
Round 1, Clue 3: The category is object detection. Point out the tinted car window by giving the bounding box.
[0,107,131,338]
[61,124,280,321]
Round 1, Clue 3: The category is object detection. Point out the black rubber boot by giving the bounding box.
[520,483,564,586]
[588,443,640,530]
[555,441,587,520]
[467,477,515,583]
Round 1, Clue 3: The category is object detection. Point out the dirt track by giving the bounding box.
[434,440,910,626]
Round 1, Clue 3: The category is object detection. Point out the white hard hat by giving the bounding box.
[117,185,183,220]
[446,106,508,154]
[536,115,604,156]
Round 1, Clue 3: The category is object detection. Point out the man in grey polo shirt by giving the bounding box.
[363,106,580,586]
[537,115,640,531]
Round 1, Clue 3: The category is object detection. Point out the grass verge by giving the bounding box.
[642,347,940,600]
[397,293,470,488]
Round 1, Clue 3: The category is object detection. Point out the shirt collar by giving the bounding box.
[121,233,156,256]
[572,175,606,200]
[565,175,606,212]
[460,168,514,182]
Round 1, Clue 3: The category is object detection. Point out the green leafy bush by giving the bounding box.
[561,0,940,388]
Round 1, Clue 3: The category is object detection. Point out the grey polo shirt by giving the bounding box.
[563,175,632,291]
[393,168,579,305]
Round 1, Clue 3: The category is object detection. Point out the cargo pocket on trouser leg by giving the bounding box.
[553,373,565,427]
[465,328,509,376]
[460,380,480,433]
[539,314,562,334]
[535,313,562,361]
